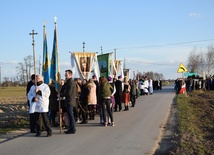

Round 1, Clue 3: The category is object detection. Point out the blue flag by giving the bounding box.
[50,21,61,92]
[42,24,50,84]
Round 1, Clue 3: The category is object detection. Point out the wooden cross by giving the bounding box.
[29,30,38,46]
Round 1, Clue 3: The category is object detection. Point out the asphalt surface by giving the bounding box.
[0,85,175,155]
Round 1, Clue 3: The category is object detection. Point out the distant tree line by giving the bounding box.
[137,71,164,80]
[1,55,41,87]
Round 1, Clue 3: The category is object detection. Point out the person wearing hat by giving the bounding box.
[114,75,123,112]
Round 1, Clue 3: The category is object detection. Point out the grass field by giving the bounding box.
[0,86,26,97]
[174,91,214,154]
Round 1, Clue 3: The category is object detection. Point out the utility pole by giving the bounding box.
[124,58,126,69]
[114,48,116,60]
[29,29,38,86]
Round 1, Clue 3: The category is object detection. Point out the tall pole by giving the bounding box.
[114,48,116,60]
[29,30,38,86]
[124,58,126,69]
[101,46,103,54]
[82,41,85,52]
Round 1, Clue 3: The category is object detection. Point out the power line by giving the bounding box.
[104,39,214,52]
[126,59,179,66]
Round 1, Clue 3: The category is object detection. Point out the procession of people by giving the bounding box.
[27,71,158,137]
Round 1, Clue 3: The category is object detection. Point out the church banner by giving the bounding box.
[72,52,96,80]
[97,53,110,78]
[123,69,130,80]
[114,60,124,79]
[114,60,121,76]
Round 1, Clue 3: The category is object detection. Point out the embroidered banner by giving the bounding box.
[97,53,110,78]
[72,52,96,80]
[114,60,124,79]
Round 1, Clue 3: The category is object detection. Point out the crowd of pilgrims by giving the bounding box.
[27,71,161,137]
[174,76,214,94]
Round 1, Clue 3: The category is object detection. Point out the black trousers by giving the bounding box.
[29,113,36,132]
[88,105,95,119]
[130,94,136,107]
[34,112,52,134]
[114,94,122,111]
[81,103,88,122]
[101,99,113,123]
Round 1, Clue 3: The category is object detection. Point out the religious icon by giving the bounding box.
[80,57,90,72]
[99,61,107,73]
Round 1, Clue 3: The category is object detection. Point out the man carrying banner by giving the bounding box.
[60,69,77,134]
[27,75,52,137]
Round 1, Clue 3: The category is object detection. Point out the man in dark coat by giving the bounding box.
[49,81,58,127]
[114,75,123,112]
[60,70,77,134]
[26,74,36,133]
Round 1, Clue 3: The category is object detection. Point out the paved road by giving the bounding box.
[0,85,175,155]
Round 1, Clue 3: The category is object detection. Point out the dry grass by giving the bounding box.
[174,91,214,154]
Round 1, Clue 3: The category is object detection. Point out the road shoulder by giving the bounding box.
[153,96,179,155]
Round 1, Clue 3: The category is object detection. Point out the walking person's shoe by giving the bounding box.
[111,122,115,127]
[46,132,52,137]
[64,130,75,134]
[35,133,41,137]
[31,129,37,133]
[80,121,88,124]
[104,122,108,127]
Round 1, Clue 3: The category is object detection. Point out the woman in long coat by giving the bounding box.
[87,78,97,120]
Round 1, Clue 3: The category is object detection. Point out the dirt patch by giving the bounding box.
[0,96,29,134]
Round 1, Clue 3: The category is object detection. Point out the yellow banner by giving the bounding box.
[73,52,96,79]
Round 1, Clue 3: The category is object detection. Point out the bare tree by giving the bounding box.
[153,72,161,80]
[187,48,200,73]
[16,62,25,84]
[16,55,33,85]
[3,77,10,87]
[205,44,214,76]
[146,71,154,79]
[198,51,205,75]
[25,55,33,81]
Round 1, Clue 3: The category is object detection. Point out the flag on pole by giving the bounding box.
[42,22,50,84]
[50,17,62,134]
[50,17,61,92]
